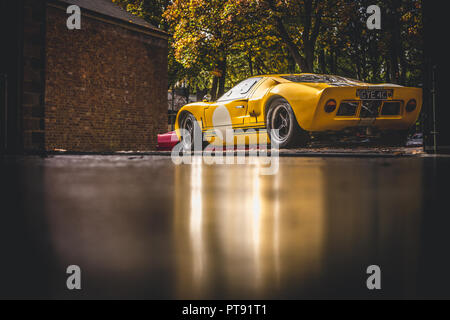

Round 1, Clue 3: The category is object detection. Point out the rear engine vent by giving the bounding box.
[337,101,359,116]
[381,102,401,116]
[360,100,382,118]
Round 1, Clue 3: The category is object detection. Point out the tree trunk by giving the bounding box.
[388,0,402,84]
[273,16,308,72]
[389,40,400,83]
[398,27,407,85]
[217,58,227,98]
[287,50,296,73]
[248,51,254,76]
[331,50,337,74]
[210,76,218,101]
[319,48,326,74]
[385,60,391,83]
[399,51,407,85]
[185,86,190,104]
[304,42,314,73]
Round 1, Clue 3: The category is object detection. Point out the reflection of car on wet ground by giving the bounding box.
[171,74,422,150]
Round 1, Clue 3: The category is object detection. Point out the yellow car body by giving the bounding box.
[175,74,422,146]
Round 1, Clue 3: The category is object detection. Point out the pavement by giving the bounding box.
[49,146,425,158]
[1,148,450,299]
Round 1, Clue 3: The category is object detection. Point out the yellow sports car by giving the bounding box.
[175,74,422,149]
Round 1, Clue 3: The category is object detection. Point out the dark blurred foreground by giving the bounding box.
[1,154,450,299]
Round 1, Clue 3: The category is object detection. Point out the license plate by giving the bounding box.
[357,89,392,100]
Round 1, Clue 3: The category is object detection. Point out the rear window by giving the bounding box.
[281,74,364,86]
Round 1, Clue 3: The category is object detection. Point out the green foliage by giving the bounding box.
[112,0,169,29]
[112,0,423,95]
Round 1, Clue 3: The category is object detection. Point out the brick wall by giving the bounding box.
[22,0,46,151]
[45,5,168,152]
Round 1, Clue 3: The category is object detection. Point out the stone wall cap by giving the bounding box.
[55,0,168,36]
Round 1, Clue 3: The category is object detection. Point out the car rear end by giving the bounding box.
[310,86,422,132]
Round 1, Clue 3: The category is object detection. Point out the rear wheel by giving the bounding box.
[266,98,309,148]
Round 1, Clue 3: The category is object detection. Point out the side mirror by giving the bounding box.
[202,94,212,102]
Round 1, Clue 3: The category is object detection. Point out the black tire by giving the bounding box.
[266,98,309,148]
[179,113,207,151]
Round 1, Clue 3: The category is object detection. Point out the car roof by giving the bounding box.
[252,74,374,86]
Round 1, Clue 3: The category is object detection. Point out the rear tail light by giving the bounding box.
[324,100,337,113]
[406,99,417,112]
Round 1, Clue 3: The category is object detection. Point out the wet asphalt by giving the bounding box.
[1,153,450,299]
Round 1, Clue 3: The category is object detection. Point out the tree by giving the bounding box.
[164,0,270,99]
[113,0,423,98]
[112,0,169,29]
